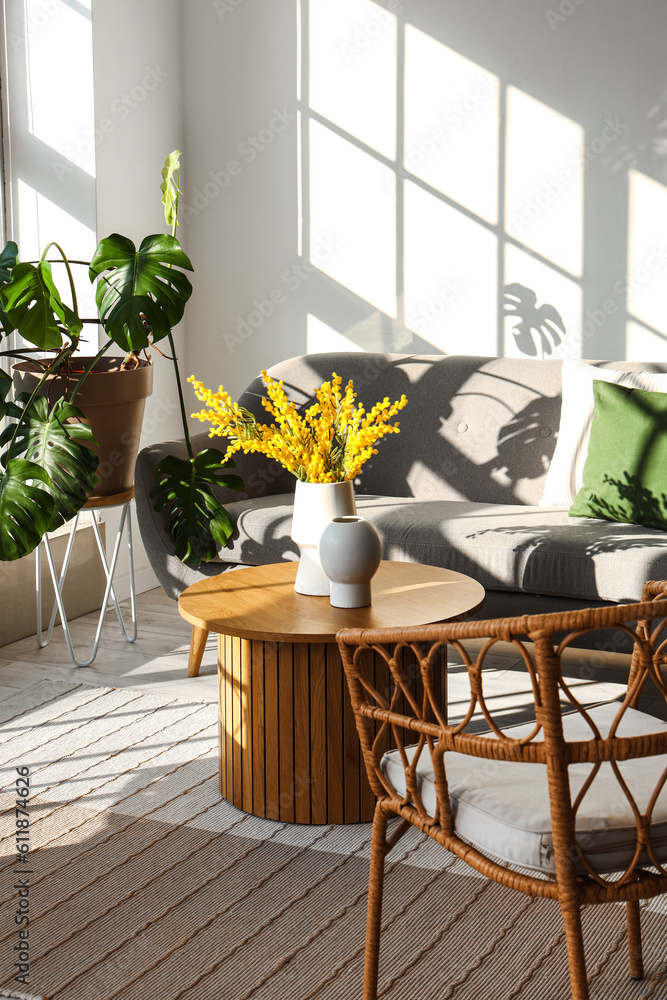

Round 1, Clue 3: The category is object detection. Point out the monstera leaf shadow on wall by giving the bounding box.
[504,283,566,358]
[0,151,243,563]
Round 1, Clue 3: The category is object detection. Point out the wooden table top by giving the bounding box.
[178,561,485,643]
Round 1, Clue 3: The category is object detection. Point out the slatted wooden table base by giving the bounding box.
[217,637,448,823]
[180,561,484,824]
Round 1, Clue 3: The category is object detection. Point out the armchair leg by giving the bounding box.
[627,900,644,980]
[559,897,590,1000]
[363,804,390,1000]
[187,626,209,677]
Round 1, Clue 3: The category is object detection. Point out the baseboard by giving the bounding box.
[0,522,107,647]
[111,564,160,601]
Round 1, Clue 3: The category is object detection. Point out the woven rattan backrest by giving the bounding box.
[338,598,667,885]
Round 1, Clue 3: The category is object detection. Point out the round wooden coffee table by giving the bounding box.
[179,561,484,824]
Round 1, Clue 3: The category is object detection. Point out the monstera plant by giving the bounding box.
[0,151,242,563]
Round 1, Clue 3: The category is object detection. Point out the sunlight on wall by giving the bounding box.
[404,26,499,225]
[309,0,396,159]
[504,244,582,359]
[404,181,496,354]
[309,119,396,316]
[505,87,583,278]
[626,169,667,347]
[302,1,649,365]
[626,320,667,361]
[307,314,364,353]
[16,180,96,260]
[24,0,95,176]
[16,179,97,329]
[3,0,98,351]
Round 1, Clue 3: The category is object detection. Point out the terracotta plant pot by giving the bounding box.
[13,357,153,499]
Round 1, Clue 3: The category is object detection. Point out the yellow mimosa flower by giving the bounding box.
[188,372,408,483]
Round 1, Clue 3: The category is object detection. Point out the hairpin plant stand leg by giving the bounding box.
[34,495,137,668]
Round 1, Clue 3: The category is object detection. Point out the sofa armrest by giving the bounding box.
[139,431,296,503]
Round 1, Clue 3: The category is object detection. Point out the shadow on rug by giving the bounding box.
[0,680,665,999]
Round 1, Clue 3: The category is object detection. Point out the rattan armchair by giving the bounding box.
[337,581,667,1000]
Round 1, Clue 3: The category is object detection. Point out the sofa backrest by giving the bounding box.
[235,354,667,507]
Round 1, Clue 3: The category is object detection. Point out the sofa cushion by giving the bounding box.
[569,381,667,530]
[381,702,667,874]
[539,358,667,509]
[217,493,667,604]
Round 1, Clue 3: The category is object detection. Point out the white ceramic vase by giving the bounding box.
[290,480,357,595]
[318,515,382,608]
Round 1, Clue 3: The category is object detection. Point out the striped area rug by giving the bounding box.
[0,680,666,1000]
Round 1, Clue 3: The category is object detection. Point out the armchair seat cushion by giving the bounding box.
[215,493,667,604]
[381,702,667,874]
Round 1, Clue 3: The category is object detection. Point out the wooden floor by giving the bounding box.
[0,588,220,703]
[0,586,665,725]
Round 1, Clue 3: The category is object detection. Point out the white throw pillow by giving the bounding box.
[539,358,667,509]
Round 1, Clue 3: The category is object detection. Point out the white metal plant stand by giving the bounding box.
[35,487,137,667]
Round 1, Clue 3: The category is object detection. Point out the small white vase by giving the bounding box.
[318,516,382,608]
[291,480,357,595]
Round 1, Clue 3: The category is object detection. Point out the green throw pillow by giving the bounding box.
[569,379,667,530]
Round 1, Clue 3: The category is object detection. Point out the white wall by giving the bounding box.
[179,0,667,395]
[92,0,186,595]
[181,0,304,400]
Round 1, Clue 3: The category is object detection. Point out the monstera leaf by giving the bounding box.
[0,459,57,561]
[0,394,98,527]
[0,260,82,350]
[0,241,18,336]
[150,449,243,566]
[0,241,18,285]
[89,233,193,351]
[160,150,181,232]
[0,370,13,423]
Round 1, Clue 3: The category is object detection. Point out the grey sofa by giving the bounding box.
[135,353,667,651]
